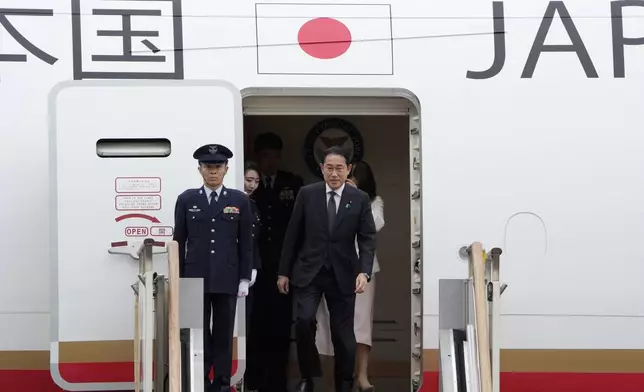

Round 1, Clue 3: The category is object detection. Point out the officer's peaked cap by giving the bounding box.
[193,144,233,164]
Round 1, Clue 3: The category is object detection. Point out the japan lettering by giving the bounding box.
[71,0,184,79]
[1,0,643,80]
[0,8,58,65]
[0,1,184,80]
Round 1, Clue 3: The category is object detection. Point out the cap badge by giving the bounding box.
[208,145,218,155]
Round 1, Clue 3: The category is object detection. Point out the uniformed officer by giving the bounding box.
[250,133,304,392]
[173,144,253,392]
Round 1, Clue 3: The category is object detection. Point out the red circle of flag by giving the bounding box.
[297,17,352,59]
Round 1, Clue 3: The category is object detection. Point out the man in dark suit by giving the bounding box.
[173,144,253,392]
[247,133,303,392]
[277,146,377,392]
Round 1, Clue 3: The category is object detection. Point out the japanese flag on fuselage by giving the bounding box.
[254,3,394,75]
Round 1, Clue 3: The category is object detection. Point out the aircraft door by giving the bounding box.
[410,110,423,391]
[48,80,245,391]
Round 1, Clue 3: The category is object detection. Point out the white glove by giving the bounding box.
[237,280,250,298]
[250,269,258,287]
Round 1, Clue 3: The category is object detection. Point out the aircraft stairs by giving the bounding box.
[438,242,506,392]
[118,239,504,392]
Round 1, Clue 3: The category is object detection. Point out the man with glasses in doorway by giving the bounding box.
[246,132,304,392]
[277,146,377,392]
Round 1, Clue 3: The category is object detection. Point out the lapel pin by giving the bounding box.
[223,190,227,196]
[199,190,203,194]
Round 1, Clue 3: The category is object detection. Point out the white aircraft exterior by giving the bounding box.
[0,0,643,391]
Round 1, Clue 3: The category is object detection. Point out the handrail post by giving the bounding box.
[167,241,181,392]
[109,238,172,392]
[133,239,155,392]
[137,238,155,275]
[134,287,140,391]
[139,239,156,392]
[487,248,503,392]
[469,242,492,392]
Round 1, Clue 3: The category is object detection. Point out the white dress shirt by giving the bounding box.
[203,184,223,203]
[263,174,276,189]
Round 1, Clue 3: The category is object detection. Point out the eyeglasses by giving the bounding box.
[323,165,347,174]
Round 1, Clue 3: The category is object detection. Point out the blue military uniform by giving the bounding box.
[173,144,252,392]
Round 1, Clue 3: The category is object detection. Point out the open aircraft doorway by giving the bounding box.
[240,90,423,392]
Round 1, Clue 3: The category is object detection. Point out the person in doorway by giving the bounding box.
[251,132,304,392]
[277,147,377,392]
[173,144,253,392]
[315,160,384,392]
[242,161,263,392]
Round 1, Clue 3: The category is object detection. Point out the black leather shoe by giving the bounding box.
[295,378,314,392]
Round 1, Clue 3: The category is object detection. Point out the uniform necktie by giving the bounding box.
[327,191,337,232]
[211,191,217,205]
[265,178,272,192]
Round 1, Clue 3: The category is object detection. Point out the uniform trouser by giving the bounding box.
[204,293,237,392]
[244,284,257,388]
[294,267,356,392]
[245,270,292,392]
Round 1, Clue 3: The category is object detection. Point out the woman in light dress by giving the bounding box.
[315,161,384,392]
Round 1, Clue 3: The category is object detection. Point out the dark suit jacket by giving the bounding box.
[252,170,303,273]
[278,182,377,294]
[250,199,262,270]
[173,186,253,294]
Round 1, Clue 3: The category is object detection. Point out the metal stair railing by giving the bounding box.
[108,239,182,392]
[438,242,507,392]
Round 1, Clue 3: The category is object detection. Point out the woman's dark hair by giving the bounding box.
[244,161,260,176]
[350,161,377,201]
